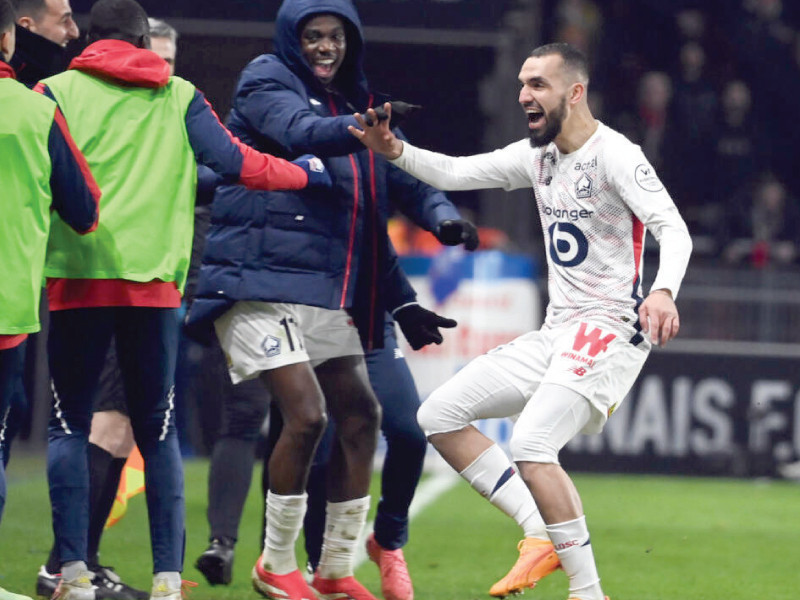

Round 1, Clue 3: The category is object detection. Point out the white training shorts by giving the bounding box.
[214,301,363,384]
[418,319,649,438]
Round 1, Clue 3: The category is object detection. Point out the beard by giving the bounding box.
[528,96,567,148]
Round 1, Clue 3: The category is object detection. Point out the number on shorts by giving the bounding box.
[279,316,302,351]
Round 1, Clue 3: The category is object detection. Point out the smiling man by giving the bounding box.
[301,13,345,85]
[350,42,692,600]
[13,0,76,45]
[10,0,77,84]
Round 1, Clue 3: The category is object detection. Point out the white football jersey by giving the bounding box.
[392,122,692,342]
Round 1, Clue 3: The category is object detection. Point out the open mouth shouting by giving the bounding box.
[312,56,338,82]
[526,106,545,130]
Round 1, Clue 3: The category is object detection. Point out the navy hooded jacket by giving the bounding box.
[193,0,461,349]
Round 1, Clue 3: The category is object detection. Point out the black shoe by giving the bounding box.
[35,566,60,598]
[90,566,149,600]
[195,538,234,586]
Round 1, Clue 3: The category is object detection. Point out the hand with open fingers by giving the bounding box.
[348,102,404,159]
[638,289,680,346]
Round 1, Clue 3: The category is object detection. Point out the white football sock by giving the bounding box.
[261,491,307,575]
[547,516,604,600]
[316,496,370,580]
[61,561,88,582]
[459,444,547,539]
[153,572,181,591]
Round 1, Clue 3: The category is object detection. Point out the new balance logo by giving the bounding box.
[572,322,616,357]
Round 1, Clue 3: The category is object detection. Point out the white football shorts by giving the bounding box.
[214,301,363,384]
[419,319,649,437]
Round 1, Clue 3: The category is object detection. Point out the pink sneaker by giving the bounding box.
[251,560,316,600]
[311,574,378,600]
[366,533,413,600]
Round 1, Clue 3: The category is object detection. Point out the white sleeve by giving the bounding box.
[390,139,531,192]
[609,145,693,298]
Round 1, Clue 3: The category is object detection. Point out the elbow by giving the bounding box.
[78,212,99,235]
[683,226,694,257]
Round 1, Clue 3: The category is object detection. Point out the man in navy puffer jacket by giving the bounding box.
[191,1,478,599]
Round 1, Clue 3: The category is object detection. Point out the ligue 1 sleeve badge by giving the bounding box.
[634,164,664,192]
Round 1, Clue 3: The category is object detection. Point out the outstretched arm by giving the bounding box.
[185,91,330,191]
[350,103,530,192]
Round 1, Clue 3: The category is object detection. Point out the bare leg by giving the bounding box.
[516,462,582,524]
[427,425,494,472]
[312,355,381,587]
[89,410,135,458]
[260,362,327,495]
[315,355,380,501]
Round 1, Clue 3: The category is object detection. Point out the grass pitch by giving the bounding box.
[0,454,797,600]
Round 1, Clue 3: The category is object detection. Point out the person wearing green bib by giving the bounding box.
[34,1,331,599]
[0,2,100,599]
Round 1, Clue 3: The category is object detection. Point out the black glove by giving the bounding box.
[291,154,332,189]
[394,303,457,350]
[435,219,480,251]
[364,101,422,127]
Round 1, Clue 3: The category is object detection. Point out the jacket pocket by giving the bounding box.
[259,209,332,272]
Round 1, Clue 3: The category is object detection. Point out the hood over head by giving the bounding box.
[274,0,368,106]
[69,39,170,88]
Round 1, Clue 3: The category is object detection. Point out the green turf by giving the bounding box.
[1,454,798,599]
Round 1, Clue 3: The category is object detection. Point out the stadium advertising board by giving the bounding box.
[398,250,540,400]
[561,350,800,477]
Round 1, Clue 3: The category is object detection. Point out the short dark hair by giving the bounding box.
[1,0,15,33]
[87,0,149,47]
[529,42,590,85]
[9,0,44,21]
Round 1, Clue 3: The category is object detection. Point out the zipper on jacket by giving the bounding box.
[328,95,359,311]
[367,147,379,351]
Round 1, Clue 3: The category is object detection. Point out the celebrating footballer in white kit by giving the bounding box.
[349,41,691,600]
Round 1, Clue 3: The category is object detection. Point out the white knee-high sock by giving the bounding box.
[153,572,181,591]
[61,561,88,582]
[459,444,547,539]
[547,516,604,600]
[261,491,307,575]
[316,496,371,580]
